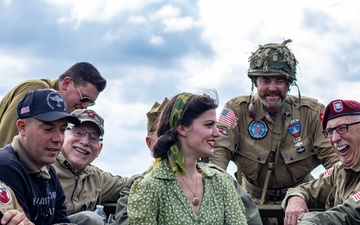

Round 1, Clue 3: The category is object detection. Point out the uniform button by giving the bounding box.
[290,157,294,160]
[257,157,261,160]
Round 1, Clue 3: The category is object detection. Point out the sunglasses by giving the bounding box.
[77,87,95,106]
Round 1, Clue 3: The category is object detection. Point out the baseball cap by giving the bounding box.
[70,109,104,136]
[322,99,360,129]
[17,88,80,125]
[146,98,169,133]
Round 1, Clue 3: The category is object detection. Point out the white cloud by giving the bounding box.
[149,35,164,46]
[153,4,180,19]
[47,0,160,27]
[127,15,147,24]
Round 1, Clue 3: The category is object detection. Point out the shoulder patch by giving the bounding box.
[0,183,12,205]
[218,108,238,128]
[323,167,334,178]
[352,190,360,202]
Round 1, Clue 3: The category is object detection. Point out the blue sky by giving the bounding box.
[1,0,359,178]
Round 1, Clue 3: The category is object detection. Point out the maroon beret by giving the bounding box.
[322,99,360,129]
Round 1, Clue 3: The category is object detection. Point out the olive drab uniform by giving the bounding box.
[297,189,360,224]
[282,154,360,211]
[209,93,339,201]
[0,78,58,147]
[0,180,23,214]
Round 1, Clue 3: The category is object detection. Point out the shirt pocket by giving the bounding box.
[82,188,101,210]
[237,136,269,181]
[281,135,320,180]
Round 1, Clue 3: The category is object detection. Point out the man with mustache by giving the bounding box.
[282,99,360,225]
[209,39,339,225]
[53,109,128,225]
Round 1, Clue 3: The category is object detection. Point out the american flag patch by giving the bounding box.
[353,190,360,202]
[323,167,334,178]
[218,108,238,128]
[20,106,30,115]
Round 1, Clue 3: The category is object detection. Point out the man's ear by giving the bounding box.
[60,77,72,91]
[16,119,27,135]
[96,143,103,157]
[145,136,152,150]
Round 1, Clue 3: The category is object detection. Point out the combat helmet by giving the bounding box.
[248,39,298,85]
[247,39,301,118]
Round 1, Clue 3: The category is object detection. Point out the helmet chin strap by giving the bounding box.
[292,81,301,109]
[248,79,256,119]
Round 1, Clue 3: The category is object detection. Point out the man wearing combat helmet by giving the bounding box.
[209,39,339,224]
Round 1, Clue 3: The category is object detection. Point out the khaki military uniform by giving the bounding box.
[297,190,360,225]
[210,94,339,201]
[0,180,23,214]
[282,155,360,211]
[0,78,58,147]
[53,151,128,215]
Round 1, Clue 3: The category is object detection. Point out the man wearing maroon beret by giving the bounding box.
[281,99,360,225]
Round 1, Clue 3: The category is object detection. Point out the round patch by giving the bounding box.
[0,183,12,205]
[47,92,67,111]
[248,120,268,139]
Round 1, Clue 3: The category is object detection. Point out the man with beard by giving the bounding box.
[53,109,128,225]
[209,39,339,225]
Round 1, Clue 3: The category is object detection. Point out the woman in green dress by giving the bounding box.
[128,90,248,225]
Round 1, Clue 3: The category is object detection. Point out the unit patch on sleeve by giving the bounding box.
[0,183,12,205]
[323,167,334,178]
[218,108,238,128]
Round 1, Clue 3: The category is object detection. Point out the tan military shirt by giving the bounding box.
[210,94,339,199]
[0,78,58,148]
[53,151,129,215]
[282,155,360,210]
[297,188,360,224]
[0,180,23,214]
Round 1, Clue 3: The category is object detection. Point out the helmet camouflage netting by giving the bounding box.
[248,39,298,85]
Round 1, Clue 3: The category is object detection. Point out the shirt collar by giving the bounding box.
[12,136,51,179]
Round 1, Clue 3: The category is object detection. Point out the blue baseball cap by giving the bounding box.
[17,88,80,125]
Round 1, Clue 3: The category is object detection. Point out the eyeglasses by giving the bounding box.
[322,121,360,138]
[67,127,103,143]
[76,87,95,106]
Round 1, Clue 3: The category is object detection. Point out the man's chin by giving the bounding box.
[260,97,283,110]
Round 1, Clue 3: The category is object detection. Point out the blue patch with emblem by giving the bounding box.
[248,120,268,139]
[288,118,301,138]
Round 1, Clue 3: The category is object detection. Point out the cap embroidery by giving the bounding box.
[333,100,343,113]
[20,106,30,115]
[47,92,66,111]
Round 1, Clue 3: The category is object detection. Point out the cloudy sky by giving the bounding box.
[1,0,359,179]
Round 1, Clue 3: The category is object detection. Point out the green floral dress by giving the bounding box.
[128,160,247,225]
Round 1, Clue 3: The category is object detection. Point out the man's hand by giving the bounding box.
[284,196,309,225]
[1,210,33,225]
